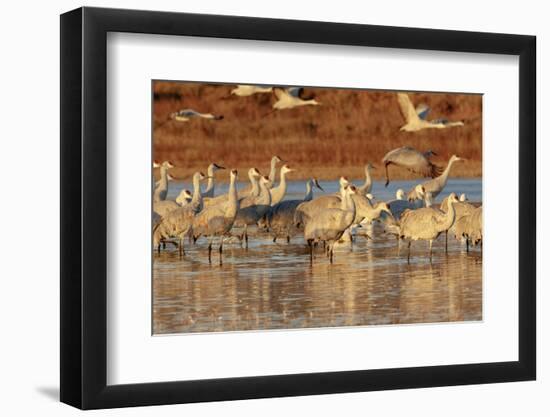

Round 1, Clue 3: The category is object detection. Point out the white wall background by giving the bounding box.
[0,0,545,415]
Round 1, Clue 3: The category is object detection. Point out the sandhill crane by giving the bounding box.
[264,178,324,243]
[463,206,482,250]
[152,172,206,253]
[201,163,225,198]
[295,181,392,236]
[153,160,174,202]
[294,176,350,228]
[170,109,224,122]
[203,167,262,208]
[234,176,272,247]
[268,155,283,185]
[407,155,463,201]
[192,169,240,263]
[304,185,358,264]
[399,192,459,262]
[270,164,294,206]
[382,146,441,187]
[268,87,320,113]
[357,163,375,196]
[397,92,464,132]
[175,189,193,206]
[231,85,273,97]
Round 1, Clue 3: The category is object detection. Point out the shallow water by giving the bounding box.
[154,178,482,335]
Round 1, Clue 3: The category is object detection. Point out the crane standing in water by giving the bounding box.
[192,170,240,263]
[399,192,460,263]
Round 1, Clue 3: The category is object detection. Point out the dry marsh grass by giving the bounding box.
[153,82,482,182]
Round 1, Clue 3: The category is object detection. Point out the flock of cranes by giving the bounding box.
[152,150,482,265]
[153,86,475,264]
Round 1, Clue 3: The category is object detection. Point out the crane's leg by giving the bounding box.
[384,162,391,187]
[273,236,277,243]
[308,239,314,264]
[208,238,213,263]
[329,245,334,264]
[407,241,411,263]
[162,241,166,250]
[396,236,401,255]
[445,231,448,253]
[286,235,290,244]
[179,237,185,257]
[244,225,249,249]
[466,238,470,253]
[218,236,224,265]
[429,240,433,263]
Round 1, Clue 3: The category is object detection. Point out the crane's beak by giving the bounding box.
[215,164,225,170]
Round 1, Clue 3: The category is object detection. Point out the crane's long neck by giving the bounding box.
[439,158,456,186]
[191,175,202,207]
[360,166,372,194]
[269,160,277,183]
[158,166,169,190]
[258,182,272,206]
[303,181,313,201]
[249,175,260,196]
[226,176,238,218]
[204,166,215,194]
[341,192,355,214]
[339,185,347,200]
[440,200,456,232]
[277,171,288,198]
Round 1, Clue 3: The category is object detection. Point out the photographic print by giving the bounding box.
[152,81,482,335]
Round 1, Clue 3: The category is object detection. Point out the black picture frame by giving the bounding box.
[60,6,536,410]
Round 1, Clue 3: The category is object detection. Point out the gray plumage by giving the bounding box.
[153,199,180,217]
[268,155,283,186]
[407,155,463,201]
[201,163,225,198]
[269,164,294,206]
[153,160,174,202]
[204,167,261,208]
[264,178,323,242]
[440,195,477,242]
[233,176,272,246]
[152,171,206,253]
[463,206,483,248]
[192,170,240,262]
[170,108,224,122]
[294,177,350,228]
[303,185,357,263]
[399,192,459,261]
[357,163,374,196]
[382,146,441,186]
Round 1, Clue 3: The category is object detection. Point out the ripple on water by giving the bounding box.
[153,230,482,334]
